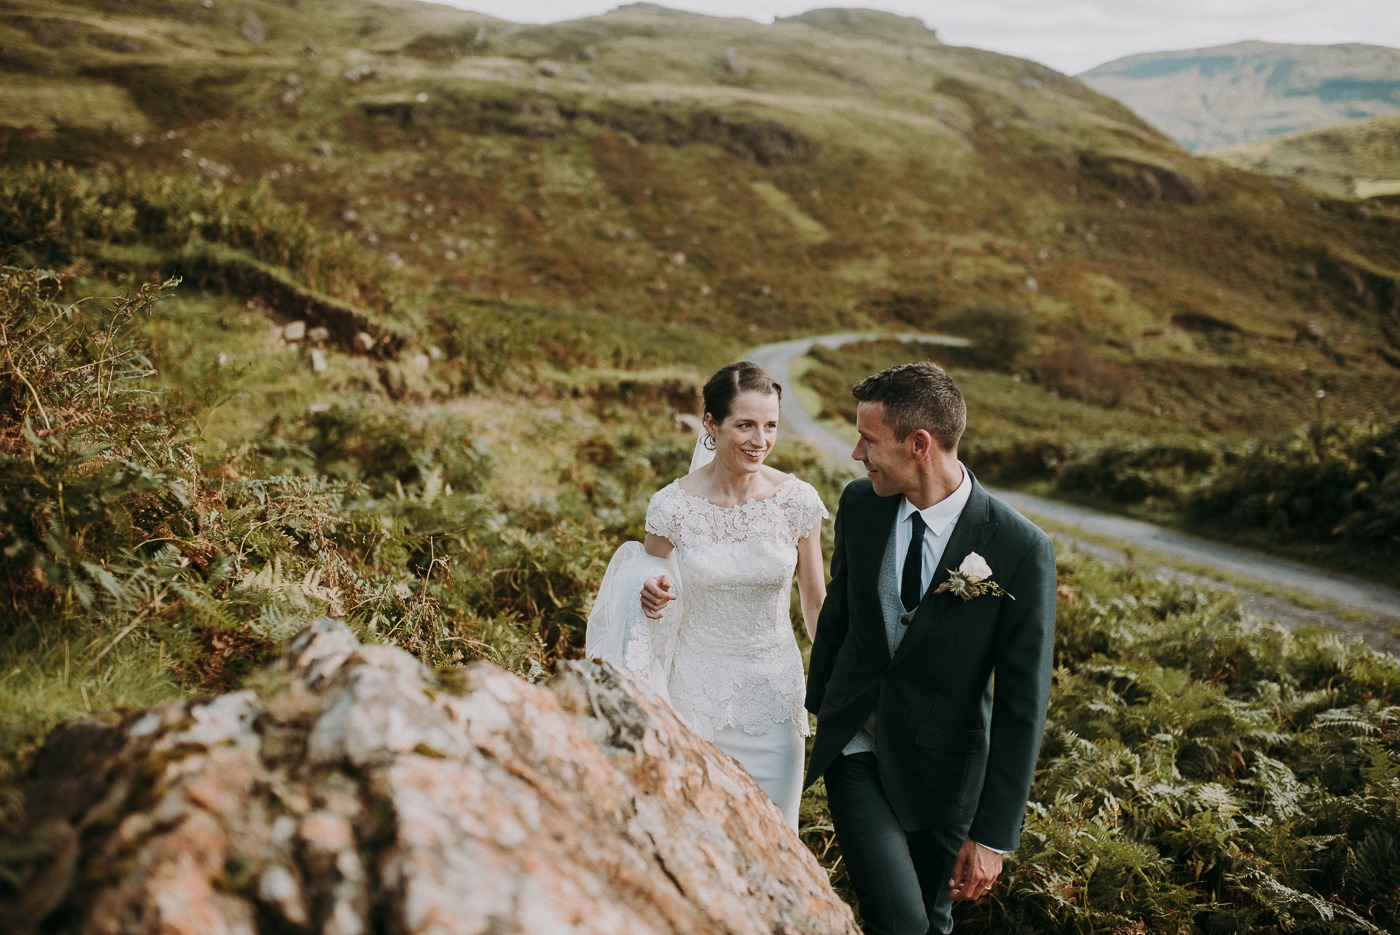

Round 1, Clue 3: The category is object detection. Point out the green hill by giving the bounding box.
[4,1,1400,387]
[1212,113,1400,199]
[1080,40,1400,152]
[3,4,1400,931]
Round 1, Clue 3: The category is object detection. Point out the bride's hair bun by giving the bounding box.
[702,362,781,423]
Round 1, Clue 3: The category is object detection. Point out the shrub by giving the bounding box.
[0,164,395,308]
[1188,419,1400,549]
[0,268,473,668]
[263,401,494,498]
[940,299,1034,371]
[1055,438,1221,506]
[962,436,1070,484]
[951,552,1400,933]
[0,267,200,625]
[1033,335,1135,406]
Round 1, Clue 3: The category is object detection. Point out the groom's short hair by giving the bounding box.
[852,361,966,451]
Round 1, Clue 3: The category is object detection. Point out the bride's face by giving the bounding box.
[706,391,780,474]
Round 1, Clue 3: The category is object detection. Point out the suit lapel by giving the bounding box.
[890,479,999,668]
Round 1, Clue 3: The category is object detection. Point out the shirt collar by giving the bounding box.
[898,463,972,537]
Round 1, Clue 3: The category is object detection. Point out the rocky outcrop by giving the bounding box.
[95,245,410,359]
[2,619,857,935]
[1080,152,1207,203]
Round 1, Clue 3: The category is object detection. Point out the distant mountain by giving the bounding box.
[1213,115,1400,199]
[1080,41,1400,152]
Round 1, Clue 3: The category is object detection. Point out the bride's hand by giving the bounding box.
[641,575,677,619]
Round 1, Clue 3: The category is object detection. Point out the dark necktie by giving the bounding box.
[901,511,926,612]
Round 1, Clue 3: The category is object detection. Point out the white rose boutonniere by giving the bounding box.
[934,551,1014,601]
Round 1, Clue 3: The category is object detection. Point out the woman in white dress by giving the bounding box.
[585,362,828,828]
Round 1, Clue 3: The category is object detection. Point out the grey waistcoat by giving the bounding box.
[841,521,917,755]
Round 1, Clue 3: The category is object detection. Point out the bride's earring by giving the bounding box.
[702,432,717,451]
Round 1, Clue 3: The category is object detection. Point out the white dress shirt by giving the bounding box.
[894,464,973,606]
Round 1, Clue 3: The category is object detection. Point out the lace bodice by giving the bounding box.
[644,477,828,740]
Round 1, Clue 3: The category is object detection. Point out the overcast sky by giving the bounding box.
[446,1,1399,74]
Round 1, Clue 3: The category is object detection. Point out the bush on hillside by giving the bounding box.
[0,164,395,308]
[939,299,1034,371]
[1188,419,1400,549]
[962,437,1070,484]
[0,268,208,624]
[1055,438,1220,506]
[1033,335,1135,406]
[0,268,368,650]
[261,401,494,498]
[953,552,1400,932]
[0,268,536,677]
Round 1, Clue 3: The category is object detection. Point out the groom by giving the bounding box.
[805,362,1055,935]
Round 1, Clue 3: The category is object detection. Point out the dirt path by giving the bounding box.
[750,335,1400,656]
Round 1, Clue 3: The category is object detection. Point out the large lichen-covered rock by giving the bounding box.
[2,618,857,935]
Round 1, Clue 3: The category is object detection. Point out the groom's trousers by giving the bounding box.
[825,752,966,935]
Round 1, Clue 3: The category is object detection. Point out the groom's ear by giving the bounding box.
[909,428,935,460]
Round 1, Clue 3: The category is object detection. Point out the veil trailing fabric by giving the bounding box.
[688,427,716,473]
[584,543,682,703]
[584,431,709,701]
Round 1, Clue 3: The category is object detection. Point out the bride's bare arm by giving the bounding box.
[795,520,826,642]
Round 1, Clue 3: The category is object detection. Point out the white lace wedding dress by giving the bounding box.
[586,476,827,828]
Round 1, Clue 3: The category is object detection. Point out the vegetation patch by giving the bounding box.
[3,3,1400,926]
[0,76,148,136]
[800,338,1400,586]
[77,62,246,129]
[1080,152,1208,203]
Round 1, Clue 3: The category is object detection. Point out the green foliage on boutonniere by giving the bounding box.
[934,551,1014,601]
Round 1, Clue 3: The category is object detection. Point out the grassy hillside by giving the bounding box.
[1080,41,1400,153]
[4,1,1400,367]
[798,337,1400,587]
[0,0,1396,709]
[1,0,1397,669]
[1212,114,1400,200]
[2,4,1400,930]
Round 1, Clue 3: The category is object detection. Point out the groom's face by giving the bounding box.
[853,401,917,498]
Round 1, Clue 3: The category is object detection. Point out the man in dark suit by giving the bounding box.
[805,362,1056,935]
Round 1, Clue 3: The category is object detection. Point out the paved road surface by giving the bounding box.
[750,334,1400,656]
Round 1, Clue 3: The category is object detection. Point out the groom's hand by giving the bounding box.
[641,575,677,619]
[948,838,1003,902]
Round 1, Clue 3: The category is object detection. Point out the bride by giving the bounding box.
[585,361,827,828]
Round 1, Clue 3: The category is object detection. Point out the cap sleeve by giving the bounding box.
[787,480,829,540]
[645,482,683,544]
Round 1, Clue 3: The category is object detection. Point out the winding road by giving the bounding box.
[750,334,1400,656]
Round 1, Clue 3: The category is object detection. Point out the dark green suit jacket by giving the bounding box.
[804,474,1055,852]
